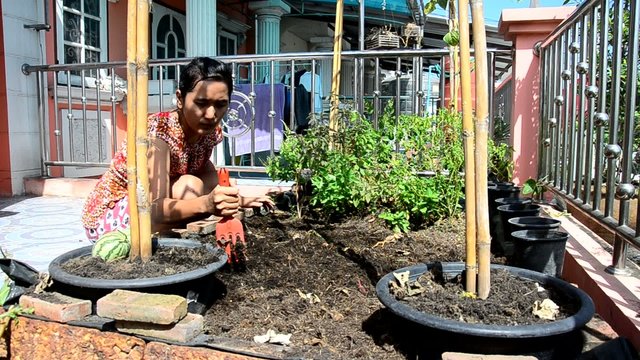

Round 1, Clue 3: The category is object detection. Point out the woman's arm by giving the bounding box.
[147,138,239,226]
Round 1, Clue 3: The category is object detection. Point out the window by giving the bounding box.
[218,31,237,56]
[56,0,108,77]
[151,5,186,80]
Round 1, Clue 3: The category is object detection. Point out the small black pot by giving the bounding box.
[376,262,594,359]
[508,216,561,232]
[495,204,541,257]
[511,230,569,278]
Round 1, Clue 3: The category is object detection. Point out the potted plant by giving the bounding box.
[375,1,594,357]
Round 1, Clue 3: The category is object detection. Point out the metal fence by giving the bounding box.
[538,0,639,273]
[22,48,510,177]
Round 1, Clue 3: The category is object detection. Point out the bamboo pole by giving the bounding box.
[135,0,152,261]
[470,0,491,299]
[458,0,476,294]
[448,1,459,111]
[126,0,140,260]
[328,0,344,139]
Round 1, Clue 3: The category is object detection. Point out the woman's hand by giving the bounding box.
[206,185,240,217]
[240,195,276,210]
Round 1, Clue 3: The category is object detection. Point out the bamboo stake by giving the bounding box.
[135,0,152,261]
[328,0,344,140]
[458,0,476,294]
[470,0,491,299]
[126,0,140,260]
[448,1,459,111]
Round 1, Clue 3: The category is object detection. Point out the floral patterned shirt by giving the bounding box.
[81,110,223,230]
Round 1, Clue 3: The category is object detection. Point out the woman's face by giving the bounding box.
[177,79,229,142]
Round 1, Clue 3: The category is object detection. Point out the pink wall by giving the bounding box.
[498,7,575,185]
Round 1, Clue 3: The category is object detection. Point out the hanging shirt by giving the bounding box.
[298,71,323,114]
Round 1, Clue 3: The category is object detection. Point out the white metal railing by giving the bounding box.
[22,48,509,175]
[538,0,639,273]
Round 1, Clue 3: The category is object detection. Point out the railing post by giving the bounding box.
[498,7,575,185]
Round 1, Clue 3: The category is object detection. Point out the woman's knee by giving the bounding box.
[172,174,205,199]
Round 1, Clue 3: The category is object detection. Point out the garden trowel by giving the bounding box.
[215,168,246,266]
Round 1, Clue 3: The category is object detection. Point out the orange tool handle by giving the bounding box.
[217,168,230,187]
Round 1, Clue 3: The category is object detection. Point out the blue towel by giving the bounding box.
[227,83,285,156]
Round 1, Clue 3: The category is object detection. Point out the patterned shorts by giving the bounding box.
[85,196,131,243]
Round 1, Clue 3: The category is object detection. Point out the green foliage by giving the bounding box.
[0,279,11,306]
[488,139,514,183]
[522,177,548,200]
[267,106,465,232]
[443,30,460,47]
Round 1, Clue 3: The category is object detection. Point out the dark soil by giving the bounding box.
[59,212,584,359]
[396,268,577,326]
[60,246,218,279]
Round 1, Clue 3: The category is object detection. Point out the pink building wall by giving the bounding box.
[498,7,575,185]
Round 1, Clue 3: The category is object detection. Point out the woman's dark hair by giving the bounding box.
[178,57,233,96]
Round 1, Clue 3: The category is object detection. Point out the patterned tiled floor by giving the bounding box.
[0,196,90,276]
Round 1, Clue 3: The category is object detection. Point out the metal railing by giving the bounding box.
[22,48,509,175]
[538,0,639,273]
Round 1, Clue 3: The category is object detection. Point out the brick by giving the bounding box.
[144,341,259,360]
[186,219,218,234]
[19,292,91,323]
[441,353,538,360]
[10,316,145,359]
[116,313,204,343]
[97,289,187,325]
[186,212,244,234]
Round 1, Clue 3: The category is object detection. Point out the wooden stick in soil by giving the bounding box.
[470,0,491,299]
[328,0,344,144]
[458,0,477,294]
[135,0,152,261]
[126,0,140,260]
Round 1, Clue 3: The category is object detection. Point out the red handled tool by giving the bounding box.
[215,168,246,265]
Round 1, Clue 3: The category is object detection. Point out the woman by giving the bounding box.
[82,57,272,241]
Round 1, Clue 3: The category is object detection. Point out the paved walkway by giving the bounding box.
[0,196,89,276]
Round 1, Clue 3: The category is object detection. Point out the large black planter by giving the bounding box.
[49,238,228,305]
[376,262,594,359]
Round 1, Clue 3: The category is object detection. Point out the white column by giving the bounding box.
[249,0,290,82]
[187,0,219,163]
[186,0,217,57]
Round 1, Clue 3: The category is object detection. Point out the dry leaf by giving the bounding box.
[532,298,559,320]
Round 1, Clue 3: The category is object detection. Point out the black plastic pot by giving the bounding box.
[488,184,521,253]
[376,262,595,359]
[508,216,561,232]
[49,238,227,303]
[511,230,569,278]
[495,197,532,207]
[495,204,541,257]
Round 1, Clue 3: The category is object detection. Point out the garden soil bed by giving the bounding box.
[56,212,583,359]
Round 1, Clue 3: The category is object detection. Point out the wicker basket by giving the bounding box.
[366,30,400,50]
[403,23,421,38]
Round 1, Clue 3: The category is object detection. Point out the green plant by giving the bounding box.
[488,139,514,183]
[267,106,465,232]
[522,177,548,200]
[0,279,34,337]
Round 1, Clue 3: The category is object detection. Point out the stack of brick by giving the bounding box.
[20,289,204,343]
[97,289,204,343]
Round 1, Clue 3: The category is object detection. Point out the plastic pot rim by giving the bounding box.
[496,204,542,213]
[48,238,228,289]
[511,230,570,242]
[375,262,594,338]
[507,216,562,227]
